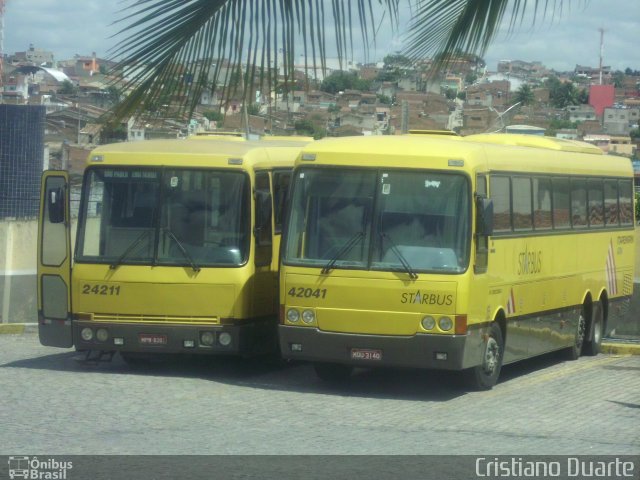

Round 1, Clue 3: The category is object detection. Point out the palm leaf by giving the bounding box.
[109,0,400,121]
[404,0,572,71]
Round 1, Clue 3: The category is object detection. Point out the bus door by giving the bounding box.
[37,171,73,347]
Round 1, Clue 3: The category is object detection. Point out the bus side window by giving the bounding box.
[475,174,488,274]
[254,172,273,266]
[272,170,291,234]
[490,175,512,233]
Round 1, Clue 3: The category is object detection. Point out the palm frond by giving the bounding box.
[109,0,400,121]
[404,0,570,72]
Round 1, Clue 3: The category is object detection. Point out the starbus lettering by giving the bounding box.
[401,290,453,306]
[517,246,542,275]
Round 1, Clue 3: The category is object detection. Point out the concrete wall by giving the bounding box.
[0,220,38,323]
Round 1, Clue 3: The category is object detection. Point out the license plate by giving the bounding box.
[139,334,167,346]
[350,348,382,361]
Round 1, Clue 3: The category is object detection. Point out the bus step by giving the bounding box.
[83,350,116,363]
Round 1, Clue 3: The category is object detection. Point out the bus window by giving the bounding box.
[78,169,159,260]
[254,172,273,266]
[619,179,634,226]
[533,177,552,230]
[512,176,533,232]
[552,177,571,229]
[604,179,619,227]
[285,169,376,267]
[587,179,604,228]
[490,175,512,233]
[570,178,587,229]
[372,171,469,272]
[272,170,291,234]
[159,169,248,265]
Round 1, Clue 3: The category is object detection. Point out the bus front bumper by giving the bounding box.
[279,325,475,370]
[73,319,277,356]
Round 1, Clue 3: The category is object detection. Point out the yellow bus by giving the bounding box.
[278,133,635,389]
[37,137,310,362]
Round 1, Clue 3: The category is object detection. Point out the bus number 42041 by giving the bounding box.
[288,287,327,299]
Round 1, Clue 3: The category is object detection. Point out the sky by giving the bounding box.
[3,0,639,73]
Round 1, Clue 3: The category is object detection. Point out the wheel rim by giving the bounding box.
[483,337,500,375]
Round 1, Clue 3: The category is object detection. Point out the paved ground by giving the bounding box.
[1,333,639,456]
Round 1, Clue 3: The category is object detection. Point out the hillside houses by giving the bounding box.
[2,44,639,158]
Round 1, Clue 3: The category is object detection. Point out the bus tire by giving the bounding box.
[583,301,603,356]
[314,362,352,383]
[465,322,503,391]
[565,309,586,361]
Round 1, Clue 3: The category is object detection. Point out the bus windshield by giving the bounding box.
[76,167,249,267]
[284,168,470,273]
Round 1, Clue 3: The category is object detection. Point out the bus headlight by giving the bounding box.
[96,328,109,342]
[287,309,300,323]
[218,332,232,346]
[302,309,315,324]
[439,316,453,331]
[200,331,215,346]
[421,316,436,330]
[80,328,94,341]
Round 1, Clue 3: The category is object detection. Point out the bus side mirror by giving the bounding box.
[476,196,493,236]
[47,187,66,224]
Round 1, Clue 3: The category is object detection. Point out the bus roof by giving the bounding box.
[295,134,632,178]
[86,138,313,170]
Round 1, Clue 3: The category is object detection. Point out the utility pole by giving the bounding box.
[0,0,6,102]
[598,28,605,85]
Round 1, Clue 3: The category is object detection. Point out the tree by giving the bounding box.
[109,1,582,120]
[546,77,588,109]
[58,80,77,95]
[320,71,370,94]
[514,84,535,106]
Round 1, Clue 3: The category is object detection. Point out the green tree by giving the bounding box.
[109,1,586,120]
[320,71,370,94]
[514,84,535,106]
[546,77,587,108]
[202,110,223,122]
[247,103,261,115]
[59,80,77,95]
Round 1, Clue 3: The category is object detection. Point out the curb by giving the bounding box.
[0,323,38,335]
[601,341,640,356]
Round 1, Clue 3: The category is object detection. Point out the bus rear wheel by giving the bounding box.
[565,310,586,360]
[583,301,603,356]
[465,322,503,391]
[314,362,352,383]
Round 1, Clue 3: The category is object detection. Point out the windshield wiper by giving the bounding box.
[321,231,364,274]
[110,230,151,269]
[164,228,201,272]
[379,232,418,280]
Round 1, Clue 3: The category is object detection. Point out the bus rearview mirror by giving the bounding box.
[47,187,66,224]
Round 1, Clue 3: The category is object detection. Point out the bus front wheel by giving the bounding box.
[314,362,352,383]
[583,301,603,356]
[465,322,504,391]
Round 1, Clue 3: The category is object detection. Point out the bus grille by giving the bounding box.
[87,313,220,325]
